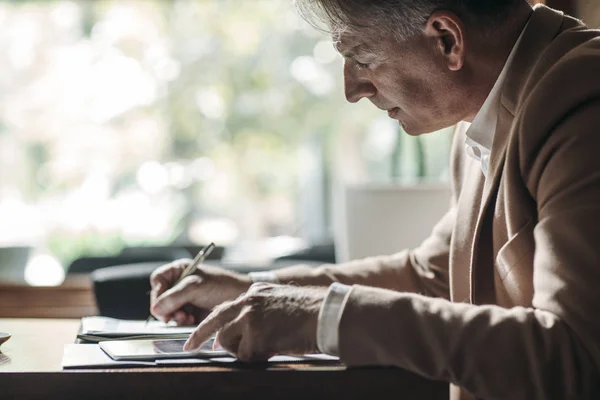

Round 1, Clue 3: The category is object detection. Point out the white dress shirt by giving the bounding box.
[250,23,529,356]
[463,23,527,177]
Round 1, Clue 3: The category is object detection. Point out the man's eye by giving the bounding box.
[355,61,370,71]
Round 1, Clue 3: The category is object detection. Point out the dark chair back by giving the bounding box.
[67,248,190,274]
[92,262,162,319]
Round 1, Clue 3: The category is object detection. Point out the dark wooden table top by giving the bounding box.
[0,318,448,399]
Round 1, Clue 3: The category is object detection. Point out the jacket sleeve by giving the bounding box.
[336,99,600,399]
[271,206,454,299]
[270,125,471,300]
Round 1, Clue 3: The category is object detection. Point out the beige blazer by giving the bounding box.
[274,5,600,400]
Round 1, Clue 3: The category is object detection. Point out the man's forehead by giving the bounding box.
[333,33,376,57]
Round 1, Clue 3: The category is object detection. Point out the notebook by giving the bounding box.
[78,316,195,342]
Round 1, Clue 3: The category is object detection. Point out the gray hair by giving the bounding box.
[296,0,524,41]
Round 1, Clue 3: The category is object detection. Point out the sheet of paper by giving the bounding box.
[200,354,340,363]
[63,344,339,369]
[80,316,195,337]
[62,344,155,369]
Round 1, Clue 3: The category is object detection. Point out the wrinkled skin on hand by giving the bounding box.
[150,259,253,326]
[183,283,327,362]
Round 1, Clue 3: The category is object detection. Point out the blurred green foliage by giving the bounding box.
[0,0,451,267]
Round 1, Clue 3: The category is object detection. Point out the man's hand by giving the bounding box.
[183,283,327,362]
[150,259,253,326]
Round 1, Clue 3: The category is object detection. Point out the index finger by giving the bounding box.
[150,259,190,299]
[183,299,245,351]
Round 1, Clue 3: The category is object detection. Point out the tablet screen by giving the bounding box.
[100,338,228,361]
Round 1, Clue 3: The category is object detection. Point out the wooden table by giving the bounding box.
[0,318,449,399]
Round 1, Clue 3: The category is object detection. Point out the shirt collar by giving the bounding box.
[465,22,530,151]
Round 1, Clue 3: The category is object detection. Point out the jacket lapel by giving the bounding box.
[465,5,566,304]
[469,106,511,304]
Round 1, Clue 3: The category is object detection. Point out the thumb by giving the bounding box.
[152,276,203,321]
[150,282,163,306]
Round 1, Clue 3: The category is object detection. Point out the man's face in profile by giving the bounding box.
[335,29,462,135]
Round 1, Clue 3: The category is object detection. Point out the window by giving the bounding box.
[0,0,451,280]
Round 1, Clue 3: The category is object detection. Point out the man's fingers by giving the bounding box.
[213,334,221,350]
[172,310,187,325]
[184,313,196,326]
[169,308,201,327]
[149,260,190,301]
[184,300,245,351]
[152,275,202,319]
[214,317,244,355]
[150,282,162,306]
[237,328,270,363]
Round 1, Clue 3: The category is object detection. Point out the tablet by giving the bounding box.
[99,338,229,361]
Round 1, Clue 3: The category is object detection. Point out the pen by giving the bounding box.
[146,242,216,325]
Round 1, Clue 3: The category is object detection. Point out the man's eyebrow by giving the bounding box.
[335,43,371,59]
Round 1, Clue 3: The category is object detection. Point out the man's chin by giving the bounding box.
[397,120,425,136]
[399,120,446,136]
[387,111,444,135]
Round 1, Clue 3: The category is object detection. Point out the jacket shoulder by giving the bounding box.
[514,30,600,188]
[523,28,600,118]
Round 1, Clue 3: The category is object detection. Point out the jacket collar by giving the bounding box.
[500,5,566,116]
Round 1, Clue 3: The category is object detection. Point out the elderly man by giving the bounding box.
[150,1,600,399]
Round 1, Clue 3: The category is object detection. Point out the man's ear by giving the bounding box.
[424,11,465,71]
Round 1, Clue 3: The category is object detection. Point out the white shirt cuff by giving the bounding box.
[248,271,279,284]
[317,282,352,356]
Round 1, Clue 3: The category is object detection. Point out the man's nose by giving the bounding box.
[343,62,377,103]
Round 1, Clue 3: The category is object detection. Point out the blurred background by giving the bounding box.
[0,0,455,287]
[0,0,595,292]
